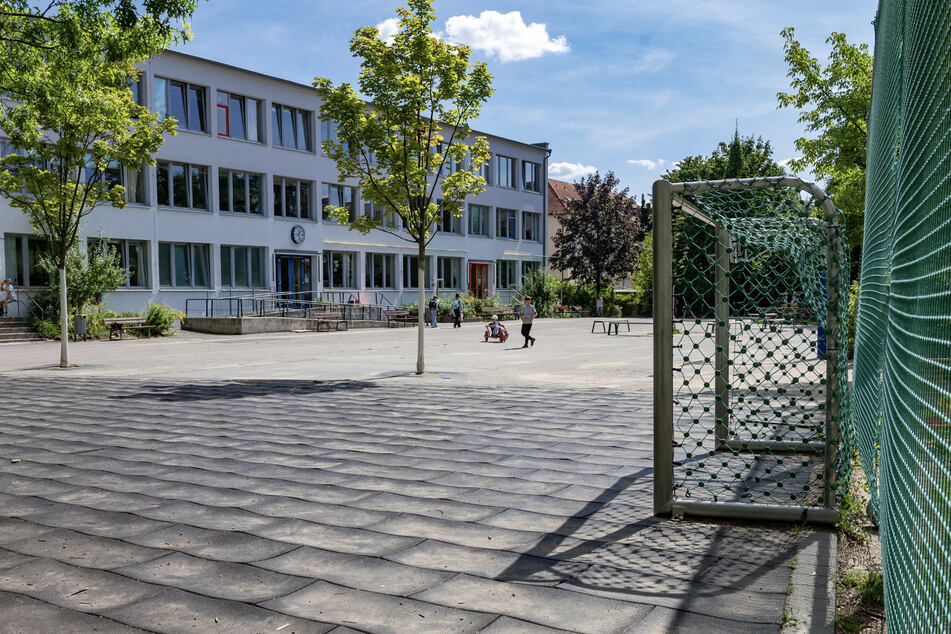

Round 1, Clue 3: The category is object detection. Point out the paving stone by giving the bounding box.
[351,491,503,522]
[249,518,422,556]
[127,524,296,562]
[113,551,311,603]
[368,514,543,551]
[0,591,138,633]
[4,528,170,570]
[23,505,174,538]
[0,558,162,613]
[428,472,568,495]
[135,500,278,532]
[334,475,468,500]
[147,482,268,508]
[0,549,36,571]
[557,566,784,624]
[478,616,571,633]
[261,580,496,634]
[626,605,778,633]
[256,546,454,595]
[45,487,165,514]
[386,539,589,585]
[0,474,74,497]
[413,573,650,634]
[0,517,57,545]
[0,493,60,517]
[102,587,334,633]
[449,489,597,518]
[244,496,396,528]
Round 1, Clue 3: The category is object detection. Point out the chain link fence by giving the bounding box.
[854,0,951,629]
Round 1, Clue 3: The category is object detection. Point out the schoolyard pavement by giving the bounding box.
[0,319,833,632]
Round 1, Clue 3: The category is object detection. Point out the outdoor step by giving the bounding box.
[0,319,30,328]
[0,327,35,336]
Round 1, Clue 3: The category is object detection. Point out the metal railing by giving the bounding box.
[184,290,393,322]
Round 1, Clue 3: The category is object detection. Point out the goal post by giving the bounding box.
[652,176,853,525]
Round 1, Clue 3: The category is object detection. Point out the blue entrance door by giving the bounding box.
[276,255,312,306]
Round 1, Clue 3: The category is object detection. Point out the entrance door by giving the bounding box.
[276,255,312,306]
[468,263,489,298]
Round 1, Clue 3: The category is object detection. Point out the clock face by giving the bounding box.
[291,225,305,244]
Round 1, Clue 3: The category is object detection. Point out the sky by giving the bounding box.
[172,0,877,200]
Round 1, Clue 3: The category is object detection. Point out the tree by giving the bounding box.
[551,171,641,297]
[664,134,785,183]
[36,240,127,317]
[0,3,189,367]
[314,0,493,375]
[777,27,872,255]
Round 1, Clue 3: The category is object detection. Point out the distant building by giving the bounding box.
[1,51,550,316]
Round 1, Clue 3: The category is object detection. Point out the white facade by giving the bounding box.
[0,51,549,316]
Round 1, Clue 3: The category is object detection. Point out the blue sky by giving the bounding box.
[172,0,876,200]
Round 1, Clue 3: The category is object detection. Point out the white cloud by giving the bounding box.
[550,162,597,180]
[375,18,400,44]
[631,48,674,73]
[778,157,800,169]
[627,159,667,170]
[443,11,569,63]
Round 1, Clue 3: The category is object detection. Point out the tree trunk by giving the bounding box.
[416,241,426,375]
[58,266,69,368]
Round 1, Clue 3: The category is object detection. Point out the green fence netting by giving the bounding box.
[855,0,951,629]
[667,179,852,515]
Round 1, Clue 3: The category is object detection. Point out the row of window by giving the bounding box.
[141,75,543,191]
[4,234,541,290]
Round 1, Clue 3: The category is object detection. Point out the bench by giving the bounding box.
[554,305,583,317]
[591,319,632,335]
[384,309,415,327]
[311,311,348,332]
[480,307,516,320]
[104,317,151,340]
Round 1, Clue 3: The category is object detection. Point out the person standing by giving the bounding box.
[451,293,463,328]
[520,296,537,348]
[595,295,604,317]
[428,294,439,328]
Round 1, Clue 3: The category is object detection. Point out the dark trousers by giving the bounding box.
[521,322,533,345]
[453,308,462,328]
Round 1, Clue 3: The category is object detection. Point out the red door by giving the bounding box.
[468,263,488,298]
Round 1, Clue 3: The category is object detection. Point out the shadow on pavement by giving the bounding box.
[108,379,380,402]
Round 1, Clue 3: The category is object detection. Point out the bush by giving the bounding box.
[631,231,653,315]
[847,280,859,359]
[145,303,183,336]
[36,241,127,315]
[520,269,559,316]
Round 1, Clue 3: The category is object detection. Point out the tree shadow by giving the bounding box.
[108,379,380,402]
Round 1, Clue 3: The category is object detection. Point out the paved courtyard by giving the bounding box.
[0,320,832,632]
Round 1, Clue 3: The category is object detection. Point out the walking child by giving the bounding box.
[520,296,537,348]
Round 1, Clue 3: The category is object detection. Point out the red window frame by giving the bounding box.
[217,104,229,137]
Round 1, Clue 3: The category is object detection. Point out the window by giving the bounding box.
[272,103,313,151]
[365,253,396,288]
[364,201,400,228]
[497,260,518,289]
[437,257,463,289]
[154,77,207,132]
[88,239,150,288]
[130,73,146,107]
[219,169,264,215]
[156,161,208,210]
[322,251,356,288]
[158,242,210,288]
[321,183,356,222]
[217,91,263,142]
[523,212,541,242]
[273,177,312,219]
[87,158,146,205]
[3,235,49,287]
[438,202,462,234]
[522,261,540,282]
[403,255,432,289]
[468,204,490,237]
[475,155,491,184]
[221,245,266,288]
[497,208,517,239]
[523,161,540,192]
[497,155,517,188]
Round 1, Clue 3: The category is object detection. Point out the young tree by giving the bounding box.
[0,3,186,367]
[314,0,493,375]
[550,171,641,297]
[777,27,872,253]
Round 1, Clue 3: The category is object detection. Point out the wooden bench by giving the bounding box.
[555,305,584,317]
[480,307,516,320]
[311,311,348,332]
[384,309,415,327]
[591,319,632,335]
[104,317,150,340]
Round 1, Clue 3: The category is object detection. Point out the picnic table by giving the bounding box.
[591,319,632,335]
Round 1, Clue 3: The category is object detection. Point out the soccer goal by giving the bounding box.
[652,176,853,524]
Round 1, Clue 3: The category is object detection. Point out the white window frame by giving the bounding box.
[158,242,211,288]
[219,168,265,215]
[156,160,209,210]
[220,245,266,288]
[154,76,207,133]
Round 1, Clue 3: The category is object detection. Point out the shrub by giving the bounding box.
[145,303,183,336]
[847,280,859,359]
[36,241,127,315]
[520,269,559,316]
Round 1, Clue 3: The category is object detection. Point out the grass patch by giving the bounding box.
[841,568,884,604]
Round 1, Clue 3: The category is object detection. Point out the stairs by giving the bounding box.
[0,318,44,343]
